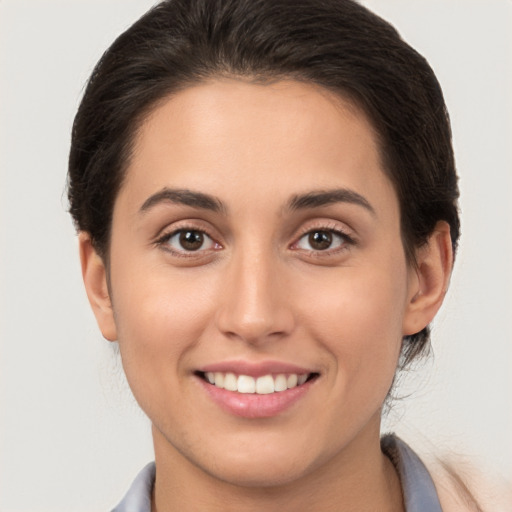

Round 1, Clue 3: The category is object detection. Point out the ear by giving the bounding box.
[79,232,117,341]
[403,221,454,336]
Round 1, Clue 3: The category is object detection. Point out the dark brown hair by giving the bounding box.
[68,0,460,365]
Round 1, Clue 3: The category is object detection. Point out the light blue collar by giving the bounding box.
[381,435,443,512]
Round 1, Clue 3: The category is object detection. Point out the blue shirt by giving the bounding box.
[111,435,442,511]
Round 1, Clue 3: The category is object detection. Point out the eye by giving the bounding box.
[295,229,349,252]
[160,229,217,253]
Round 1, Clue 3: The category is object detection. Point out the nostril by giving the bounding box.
[216,310,296,345]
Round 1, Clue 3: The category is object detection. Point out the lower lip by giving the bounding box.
[198,376,316,419]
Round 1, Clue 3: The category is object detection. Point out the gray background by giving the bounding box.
[1,0,511,510]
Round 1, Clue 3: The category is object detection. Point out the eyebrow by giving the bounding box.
[288,189,376,216]
[139,186,375,216]
[139,188,226,214]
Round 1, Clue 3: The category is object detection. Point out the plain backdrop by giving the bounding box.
[1,1,511,510]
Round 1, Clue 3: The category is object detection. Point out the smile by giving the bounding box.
[196,362,320,418]
[201,372,313,394]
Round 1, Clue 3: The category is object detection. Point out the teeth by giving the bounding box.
[204,372,311,394]
[256,375,274,394]
[238,375,256,393]
[214,372,224,388]
[287,374,298,388]
[223,372,238,391]
[274,374,287,392]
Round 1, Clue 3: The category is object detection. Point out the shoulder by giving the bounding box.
[382,434,512,512]
[111,462,155,512]
[428,456,512,512]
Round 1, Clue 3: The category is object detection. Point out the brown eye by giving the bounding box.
[295,229,351,253]
[162,229,216,253]
[308,231,332,251]
[179,230,204,251]
[308,231,333,250]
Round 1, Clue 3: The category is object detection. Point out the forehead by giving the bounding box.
[120,79,397,219]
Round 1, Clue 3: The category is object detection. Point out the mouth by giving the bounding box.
[196,371,319,395]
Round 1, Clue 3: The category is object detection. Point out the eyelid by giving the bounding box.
[153,221,223,257]
[292,219,356,242]
[289,221,357,254]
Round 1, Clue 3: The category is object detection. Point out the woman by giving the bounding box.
[67,0,482,510]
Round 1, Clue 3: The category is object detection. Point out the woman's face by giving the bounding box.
[97,79,421,485]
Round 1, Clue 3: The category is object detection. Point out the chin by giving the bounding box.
[205,454,317,489]
[205,431,335,489]
[161,424,321,489]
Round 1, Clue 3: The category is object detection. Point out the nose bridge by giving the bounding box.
[216,242,293,343]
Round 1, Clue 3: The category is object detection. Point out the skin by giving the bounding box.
[80,79,453,511]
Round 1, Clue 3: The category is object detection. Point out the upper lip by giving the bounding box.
[197,360,317,377]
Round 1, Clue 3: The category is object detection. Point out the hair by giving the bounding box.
[67,0,460,366]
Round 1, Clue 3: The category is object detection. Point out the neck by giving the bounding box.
[151,419,404,512]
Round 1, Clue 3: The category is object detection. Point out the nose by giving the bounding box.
[215,248,295,345]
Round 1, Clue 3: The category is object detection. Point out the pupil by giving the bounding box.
[179,231,204,251]
[309,231,332,250]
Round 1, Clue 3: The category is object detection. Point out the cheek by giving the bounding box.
[298,262,408,393]
[109,263,215,396]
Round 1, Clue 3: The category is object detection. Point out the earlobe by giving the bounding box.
[79,232,117,341]
[403,221,453,336]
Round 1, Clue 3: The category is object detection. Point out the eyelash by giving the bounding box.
[154,223,356,258]
[290,225,356,256]
[154,227,221,257]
